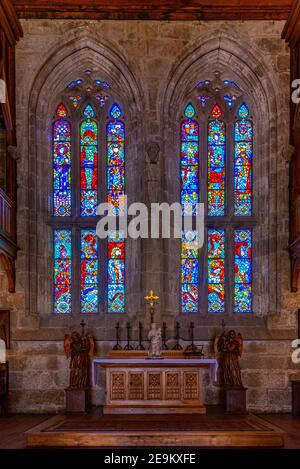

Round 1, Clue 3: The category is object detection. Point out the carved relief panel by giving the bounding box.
[147,372,162,400]
[129,372,144,400]
[165,372,181,400]
[183,371,199,400]
[110,372,126,400]
[106,366,204,414]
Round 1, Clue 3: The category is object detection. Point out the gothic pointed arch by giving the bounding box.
[26,35,143,320]
[162,31,283,319]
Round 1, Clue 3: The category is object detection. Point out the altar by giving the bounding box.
[93,352,218,414]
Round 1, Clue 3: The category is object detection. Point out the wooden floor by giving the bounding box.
[1,409,300,449]
[0,414,50,449]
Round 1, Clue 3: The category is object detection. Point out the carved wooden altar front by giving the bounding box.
[93,352,218,414]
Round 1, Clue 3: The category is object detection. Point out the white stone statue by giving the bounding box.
[148,323,162,358]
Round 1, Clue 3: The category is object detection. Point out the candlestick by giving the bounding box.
[185,322,197,352]
[135,322,145,350]
[80,320,86,337]
[113,321,122,350]
[173,321,183,350]
[162,322,168,350]
[124,321,133,350]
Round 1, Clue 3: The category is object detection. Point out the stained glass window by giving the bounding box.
[234,103,253,216]
[80,104,98,216]
[80,229,98,313]
[197,95,211,108]
[181,103,199,216]
[53,104,71,216]
[54,229,72,314]
[107,103,125,313]
[208,229,225,312]
[56,103,68,117]
[95,79,110,88]
[234,229,252,312]
[181,231,199,313]
[208,104,225,216]
[181,104,199,313]
[68,95,82,107]
[67,79,82,88]
[51,93,126,314]
[95,94,109,107]
[180,89,254,314]
[223,95,237,108]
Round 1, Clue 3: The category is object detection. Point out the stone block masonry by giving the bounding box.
[0,18,298,412]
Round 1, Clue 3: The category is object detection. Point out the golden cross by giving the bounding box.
[144,290,159,308]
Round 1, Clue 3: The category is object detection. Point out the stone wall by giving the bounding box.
[0,18,299,413]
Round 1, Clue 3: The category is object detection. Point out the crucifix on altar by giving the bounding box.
[144,289,159,324]
[93,288,218,414]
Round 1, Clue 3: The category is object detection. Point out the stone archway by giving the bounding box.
[160,30,285,319]
[25,31,144,322]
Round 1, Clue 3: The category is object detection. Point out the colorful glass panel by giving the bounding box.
[83,104,95,118]
[110,103,122,119]
[95,79,110,88]
[54,230,72,314]
[234,229,252,312]
[53,107,71,216]
[107,105,125,312]
[181,107,199,216]
[196,79,210,88]
[234,103,252,216]
[68,95,82,107]
[56,103,68,117]
[223,95,237,107]
[80,229,98,313]
[80,105,98,216]
[223,79,239,88]
[181,230,199,313]
[211,104,222,118]
[95,94,109,107]
[197,95,211,108]
[181,104,199,312]
[184,103,196,118]
[67,79,82,88]
[208,229,225,312]
[208,105,225,216]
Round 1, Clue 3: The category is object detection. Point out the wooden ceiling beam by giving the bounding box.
[12,0,293,21]
[282,0,300,47]
[0,0,23,45]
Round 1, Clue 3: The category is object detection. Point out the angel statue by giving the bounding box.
[215,329,243,388]
[64,329,94,389]
[148,323,162,359]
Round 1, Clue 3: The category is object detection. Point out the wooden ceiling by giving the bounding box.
[1,0,22,44]
[12,0,294,21]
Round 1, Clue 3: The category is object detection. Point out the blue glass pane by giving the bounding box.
[80,229,98,313]
[234,229,252,312]
[107,106,125,313]
[53,116,71,217]
[108,285,125,312]
[234,111,253,216]
[53,230,72,314]
[110,103,122,119]
[181,284,198,313]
